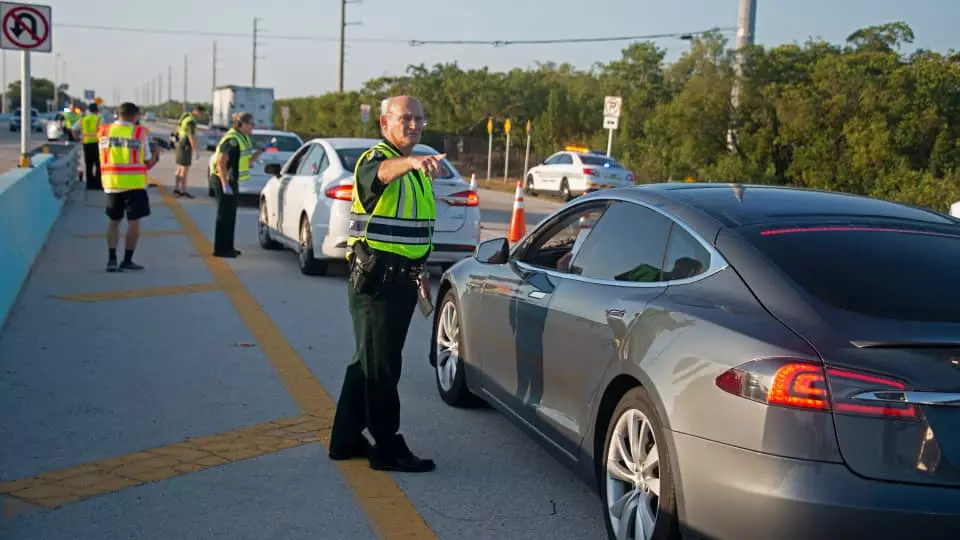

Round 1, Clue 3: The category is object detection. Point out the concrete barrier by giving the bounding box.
[0,148,78,331]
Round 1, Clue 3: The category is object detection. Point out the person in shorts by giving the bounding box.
[101,103,160,272]
[173,105,205,198]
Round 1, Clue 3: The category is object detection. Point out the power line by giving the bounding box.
[56,22,733,47]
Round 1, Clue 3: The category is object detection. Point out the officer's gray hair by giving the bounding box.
[380,97,392,117]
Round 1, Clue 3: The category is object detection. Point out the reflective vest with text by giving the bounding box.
[347,141,436,260]
[98,123,147,191]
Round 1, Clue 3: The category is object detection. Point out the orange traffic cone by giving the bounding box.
[508,180,526,242]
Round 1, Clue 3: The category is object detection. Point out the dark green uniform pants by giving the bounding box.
[213,175,239,254]
[330,276,418,457]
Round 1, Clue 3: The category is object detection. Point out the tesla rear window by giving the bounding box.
[251,135,302,152]
[336,148,456,179]
[746,225,960,322]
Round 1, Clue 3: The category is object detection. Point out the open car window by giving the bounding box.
[517,202,610,273]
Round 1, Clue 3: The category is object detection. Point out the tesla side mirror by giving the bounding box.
[264,163,283,177]
[474,237,509,264]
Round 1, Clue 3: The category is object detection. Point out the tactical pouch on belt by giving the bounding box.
[348,242,379,294]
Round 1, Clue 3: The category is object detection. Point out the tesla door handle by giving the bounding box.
[606,308,625,319]
[529,291,547,299]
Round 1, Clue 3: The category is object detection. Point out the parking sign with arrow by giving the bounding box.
[0,2,52,53]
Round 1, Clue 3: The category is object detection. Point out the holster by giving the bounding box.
[348,241,380,295]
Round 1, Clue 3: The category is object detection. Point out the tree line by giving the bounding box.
[272,21,960,213]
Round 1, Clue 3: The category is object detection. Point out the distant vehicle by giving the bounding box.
[206,129,304,197]
[257,137,480,276]
[10,107,42,133]
[208,85,274,150]
[431,182,960,540]
[144,112,156,122]
[525,147,636,201]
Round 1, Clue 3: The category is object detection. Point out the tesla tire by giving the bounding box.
[601,386,680,540]
[432,289,480,407]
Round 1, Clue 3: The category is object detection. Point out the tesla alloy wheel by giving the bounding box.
[602,387,679,540]
[433,290,478,407]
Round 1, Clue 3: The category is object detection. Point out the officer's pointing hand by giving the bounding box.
[408,153,447,176]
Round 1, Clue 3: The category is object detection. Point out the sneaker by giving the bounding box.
[119,261,144,271]
[106,259,118,272]
[181,191,195,199]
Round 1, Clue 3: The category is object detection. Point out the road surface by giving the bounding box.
[0,144,607,540]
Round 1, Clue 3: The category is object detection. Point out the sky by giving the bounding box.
[4,0,958,105]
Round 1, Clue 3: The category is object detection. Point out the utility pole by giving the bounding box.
[252,18,260,88]
[337,0,362,93]
[337,0,345,93]
[183,54,188,113]
[2,51,6,114]
[728,0,756,152]
[168,65,172,106]
[212,40,218,91]
[158,71,163,104]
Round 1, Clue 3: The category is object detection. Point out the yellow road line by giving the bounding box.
[0,415,324,509]
[154,184,437,539]
[54,282,221,303]
[74,230,185,239]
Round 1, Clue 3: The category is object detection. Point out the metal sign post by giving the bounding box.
[486,117,493,182]
[281,105,290,131]
[522,120,531,180]
[503,118,511,183]
[603,95,622,158]
[360,104,370,137]
[0,2,52,167]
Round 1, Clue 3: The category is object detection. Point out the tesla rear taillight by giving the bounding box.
[715,358,917,419]
[444,190,479,207]
[325,185,353,201]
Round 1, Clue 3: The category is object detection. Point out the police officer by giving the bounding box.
[210,112,266,257]
[173,105,205,198]
[328,95,446,473]
[99,102,159,271]
[74,103,102,190]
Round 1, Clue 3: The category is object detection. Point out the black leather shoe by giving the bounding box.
[368,435,435,472]
[329,437,371,461]
[369,452,436,473]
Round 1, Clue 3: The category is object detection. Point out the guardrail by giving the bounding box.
[0,147,79,331]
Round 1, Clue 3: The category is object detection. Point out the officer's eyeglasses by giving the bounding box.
[390,114,428,128]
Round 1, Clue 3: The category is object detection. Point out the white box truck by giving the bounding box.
[207,85,275,150]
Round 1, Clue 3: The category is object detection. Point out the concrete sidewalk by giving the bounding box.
[0,182,430,539]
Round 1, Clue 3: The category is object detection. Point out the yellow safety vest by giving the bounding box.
[177,113,196,139]
[347,141,436,260]
[63,111,78,129]
[209,128,253,182]
[98,123,148,191]
[81,113,99,143]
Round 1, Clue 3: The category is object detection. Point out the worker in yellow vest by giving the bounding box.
[329,95,441,473]
[73,103,103,190]
[62,107,79,142]
[98,102,160,272]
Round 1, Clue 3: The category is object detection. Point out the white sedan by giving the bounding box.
[257,137,481,276]
[525,149,636,201]
[206,129,304,197]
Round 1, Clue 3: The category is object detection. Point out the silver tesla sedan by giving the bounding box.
[429,183,960,540]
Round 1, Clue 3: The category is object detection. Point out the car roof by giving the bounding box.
[622,183,956,228]
[307,137,440,153]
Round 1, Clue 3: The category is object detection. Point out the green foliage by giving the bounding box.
[5,77,74,110]
[275,21,959,212]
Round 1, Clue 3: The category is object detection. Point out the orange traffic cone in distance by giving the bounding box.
[508,179,526,242]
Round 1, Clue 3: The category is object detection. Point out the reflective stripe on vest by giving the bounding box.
[346,141,436,260]
[98,123,147,191]
[209,128,253,182]
[81,114,99,143]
